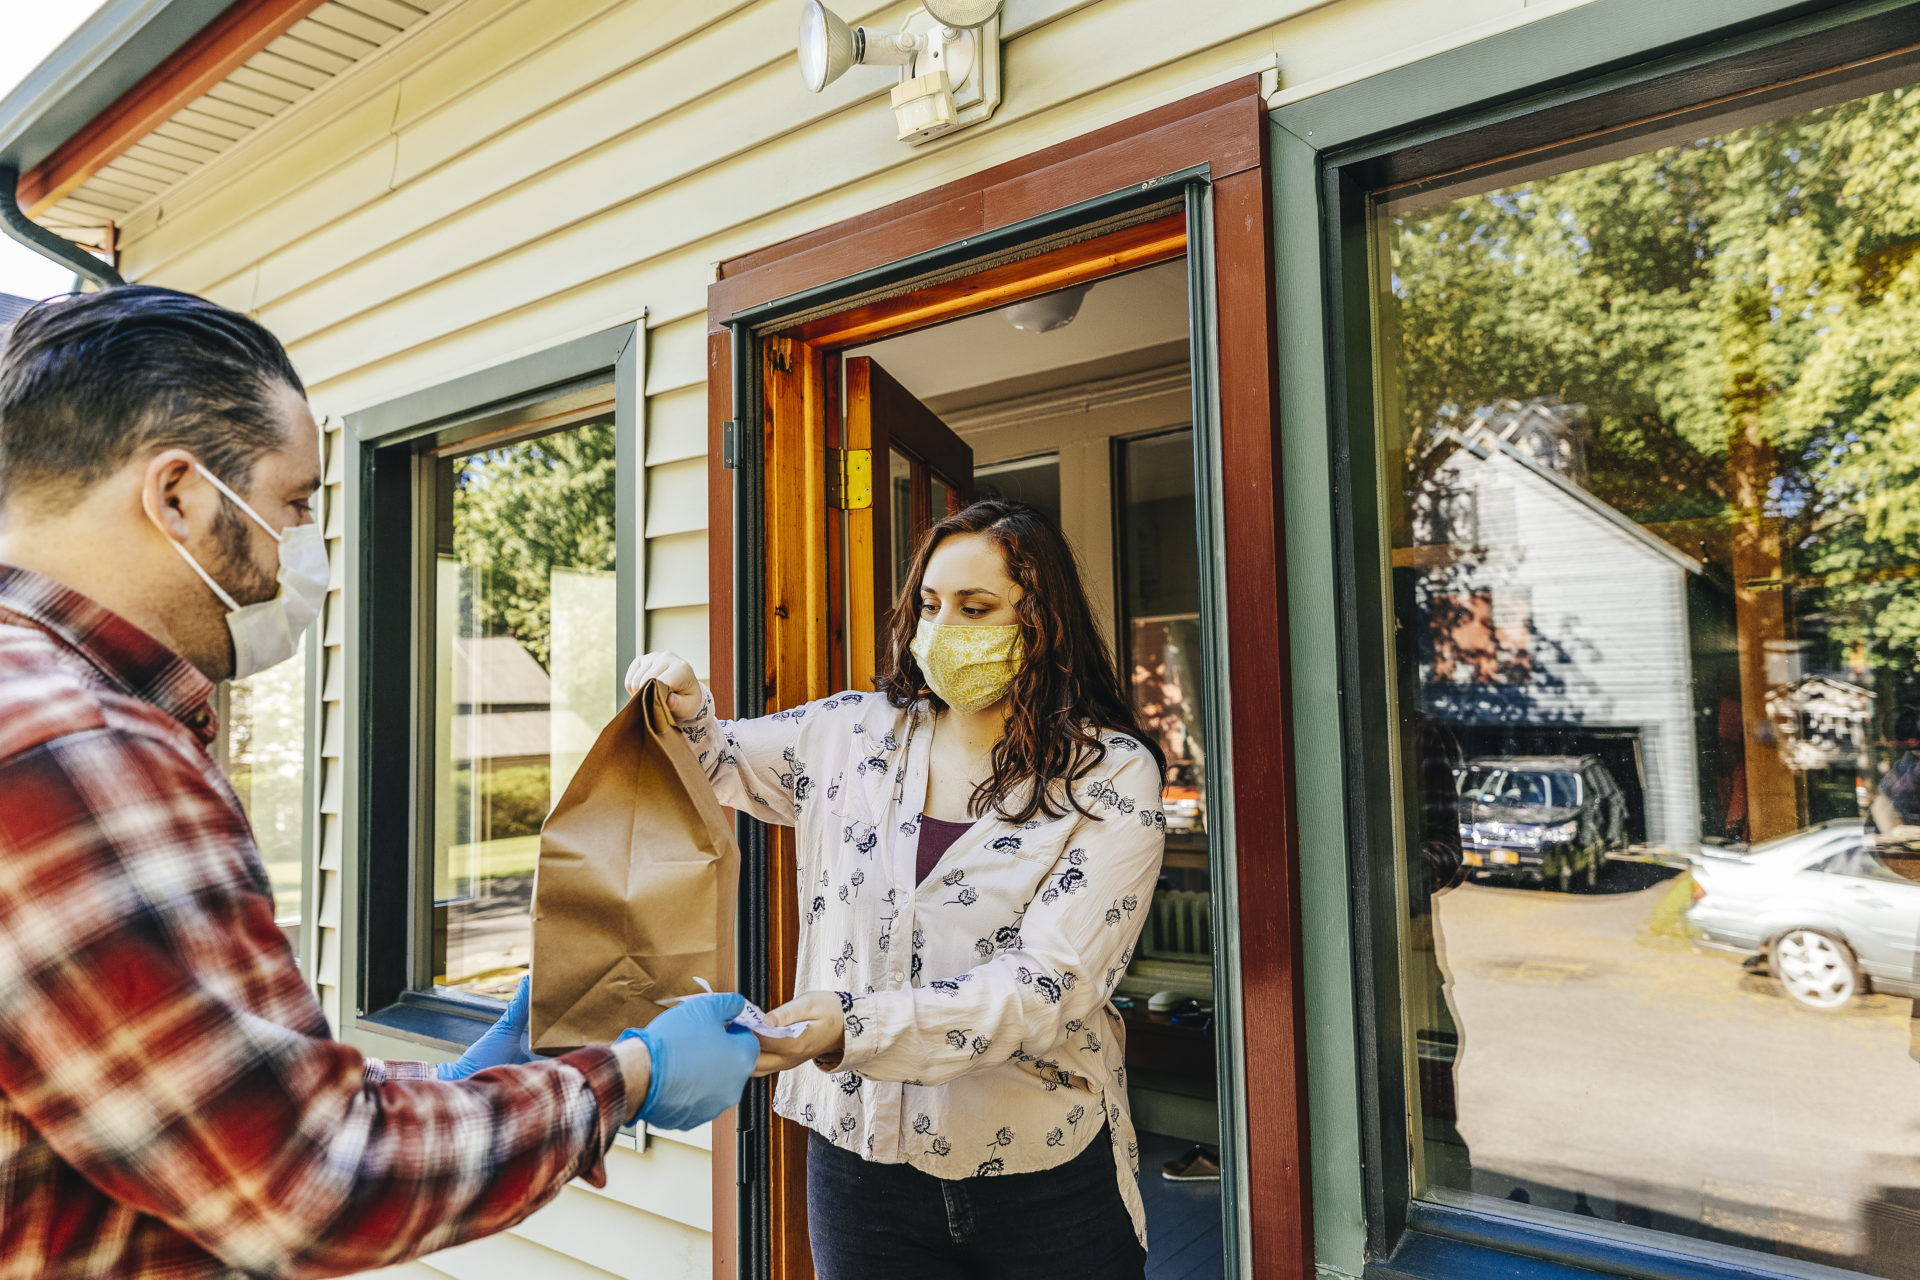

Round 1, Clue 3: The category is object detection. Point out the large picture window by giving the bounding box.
[429,416,618,999]
[1372,62,1920,1275]
[358,366,628,1020]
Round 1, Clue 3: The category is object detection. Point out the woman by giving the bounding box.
[625,500,1166,1279]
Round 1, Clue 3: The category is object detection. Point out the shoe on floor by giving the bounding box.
[1162,1145,1221,1182]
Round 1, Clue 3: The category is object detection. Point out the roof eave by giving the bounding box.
[0,0,227,178]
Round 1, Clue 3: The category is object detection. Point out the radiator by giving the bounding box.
[1139,889,1211,961]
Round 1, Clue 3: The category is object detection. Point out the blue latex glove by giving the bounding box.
[619,992,758,1129]
[435,976,535,1081]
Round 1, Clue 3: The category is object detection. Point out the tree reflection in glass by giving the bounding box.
[431,420,617,1000]
[1377,76,1920,1273]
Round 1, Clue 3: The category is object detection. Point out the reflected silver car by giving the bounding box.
[1687,822,1920,1010]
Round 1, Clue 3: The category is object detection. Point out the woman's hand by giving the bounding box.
[752,990,847,1078]
[624,651,705,721]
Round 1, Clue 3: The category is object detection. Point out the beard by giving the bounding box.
[209,502,280,607]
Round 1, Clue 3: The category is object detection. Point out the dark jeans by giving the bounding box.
[806,1126,1146,1280]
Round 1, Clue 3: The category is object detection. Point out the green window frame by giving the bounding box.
[1275,2,1920,1277]
[341,322,644,1045]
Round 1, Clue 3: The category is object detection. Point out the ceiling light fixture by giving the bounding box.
[1003,284,1094,333]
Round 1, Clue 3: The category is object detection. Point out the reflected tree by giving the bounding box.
[451,422,617,670]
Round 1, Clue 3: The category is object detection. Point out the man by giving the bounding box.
[0,287,758,1278]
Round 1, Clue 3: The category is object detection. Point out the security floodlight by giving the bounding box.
[920,0,1003,27]
[798,1,918,93]
[796,0,1003,145]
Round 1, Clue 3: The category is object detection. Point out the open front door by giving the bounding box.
[751,345,972,1280]
[843,355,973,689]
[715,81,1305,1276]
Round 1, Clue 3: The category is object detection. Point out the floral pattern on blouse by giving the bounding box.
[672,688,1165,1245]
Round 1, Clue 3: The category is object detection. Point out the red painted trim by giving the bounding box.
[703,77,1315,1277]
[709,85,1260,328]
[1213,156,1315,1278]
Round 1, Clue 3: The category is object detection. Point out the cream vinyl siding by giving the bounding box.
[96,0,1599,1271]
[643,320,713,677]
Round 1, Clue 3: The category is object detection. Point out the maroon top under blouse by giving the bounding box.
[916,814,976,885]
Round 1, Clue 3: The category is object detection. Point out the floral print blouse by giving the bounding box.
[673,687,1166,1244]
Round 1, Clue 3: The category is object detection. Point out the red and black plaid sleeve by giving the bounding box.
[0,679,628,1278]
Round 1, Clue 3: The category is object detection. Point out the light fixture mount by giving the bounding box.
[921,0,1003,27]
[796,1,1002,147]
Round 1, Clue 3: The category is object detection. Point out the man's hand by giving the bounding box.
[435,976,535,1080]
[618,992,758,1130]
[623,651,704,721]
[753,990,848,1078]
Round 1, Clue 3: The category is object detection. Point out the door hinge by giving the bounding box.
[828,447,873,510]
[722,419,738,470]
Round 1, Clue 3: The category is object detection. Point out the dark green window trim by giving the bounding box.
[1272,2,1920,1278]
[340,322,643,1050]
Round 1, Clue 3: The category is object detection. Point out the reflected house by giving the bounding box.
[443,633,602,905]
[451,636,558,773]
[1766,674,1874,776]
[436,635,600,988]
[450,635,603,776]
[1409,401,1705,855]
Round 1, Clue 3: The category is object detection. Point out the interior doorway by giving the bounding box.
[846,257,1226,1279]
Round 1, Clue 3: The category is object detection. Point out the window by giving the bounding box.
[217,638,308,943]
[1118,430,1208,849]
[360,367,629,1019]
[1814,843,1902,885]
[429,416,618,999]
[974,454,1062,528]
[1372,55,1920,1276]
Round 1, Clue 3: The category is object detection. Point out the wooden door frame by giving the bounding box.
[704,75,1308,1279]
[847,354,974,683]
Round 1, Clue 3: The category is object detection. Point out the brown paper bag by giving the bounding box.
[529,681,739,1053]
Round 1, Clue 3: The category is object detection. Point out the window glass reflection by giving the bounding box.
[1120,430,1207,842]
[975,454,1062,528]
[890,447,914,600]
[431,419,617,999]
[221,637,307,928]
[1377,76,1920,1271]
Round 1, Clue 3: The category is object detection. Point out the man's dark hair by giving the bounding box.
[0,286,305,509]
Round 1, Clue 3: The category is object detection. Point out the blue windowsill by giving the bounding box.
[356,991,500,1052]
[1370,1203,1857,1280]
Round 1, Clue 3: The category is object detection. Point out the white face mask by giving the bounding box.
[153,462,328,680]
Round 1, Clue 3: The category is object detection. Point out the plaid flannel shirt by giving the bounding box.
[0,565,629,1279]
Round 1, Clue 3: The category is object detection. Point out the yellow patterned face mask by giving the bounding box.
[910,618,1025,714]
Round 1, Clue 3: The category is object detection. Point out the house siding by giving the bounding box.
[104,0,1599,1272]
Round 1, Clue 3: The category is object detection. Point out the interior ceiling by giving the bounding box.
[850,259,1190,410]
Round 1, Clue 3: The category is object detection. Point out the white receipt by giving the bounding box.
[662,977,810,1039]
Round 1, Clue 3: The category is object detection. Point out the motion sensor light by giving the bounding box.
[920,0,1003,27]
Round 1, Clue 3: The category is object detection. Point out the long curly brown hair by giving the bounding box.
[877,500,1165,823]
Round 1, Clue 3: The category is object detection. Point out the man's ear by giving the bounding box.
[141,449,200,544]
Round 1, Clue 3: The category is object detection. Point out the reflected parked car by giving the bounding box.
[1455,755,1629,890]
[1688,822,1920,1010]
